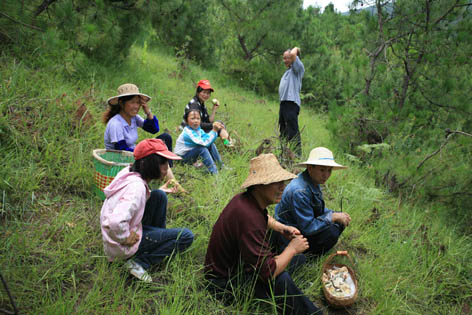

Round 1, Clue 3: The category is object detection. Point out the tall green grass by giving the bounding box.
[1,45,471,314]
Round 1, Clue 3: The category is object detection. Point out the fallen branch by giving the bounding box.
[0,11,43,31]
[34,0,57,17]
[417,129,472,170]
[0,272,18,315]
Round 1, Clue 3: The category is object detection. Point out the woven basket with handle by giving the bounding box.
[92,149,134,200]
[321,250,359,308]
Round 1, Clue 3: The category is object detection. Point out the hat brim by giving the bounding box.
[199,85,214,92]
[240,169,296,189]
[156,150,182,161]
[107,93,152,106]
[296,160,347,170]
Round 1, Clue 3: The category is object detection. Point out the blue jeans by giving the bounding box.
[306,223,344,257]
[133,190,194,269]
[182,144,222,174]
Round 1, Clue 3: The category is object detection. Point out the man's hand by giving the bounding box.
[282,225,301,240]
[291,47,300,57]
[123,231,140,246]
[287,235,309,254]
[332,212,351,227]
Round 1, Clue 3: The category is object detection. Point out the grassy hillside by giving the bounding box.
[1,45,471,314]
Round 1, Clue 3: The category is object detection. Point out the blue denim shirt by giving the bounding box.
[275,170,333,236]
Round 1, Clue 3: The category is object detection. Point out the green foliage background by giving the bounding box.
[1,0,471,313]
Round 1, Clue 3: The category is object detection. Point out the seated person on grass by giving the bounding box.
[181,79,233,147]
[174,108,224,174]
[204,153,323,315]
[103,83,182,193]
[100,139,194,283]
[275,147,351,257]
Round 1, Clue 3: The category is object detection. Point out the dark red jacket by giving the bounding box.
[204,192,277,282]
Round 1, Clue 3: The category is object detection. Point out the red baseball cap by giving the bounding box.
[197,79,214,92]
[134,139,182,161]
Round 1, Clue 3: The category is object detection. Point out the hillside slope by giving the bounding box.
[1,45,471,314]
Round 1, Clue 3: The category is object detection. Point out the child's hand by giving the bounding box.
[159,179,179,194]
[124,231,140,246]
[212,122,223,132]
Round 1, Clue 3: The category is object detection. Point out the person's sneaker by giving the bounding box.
[193,160,204,168]
[125,260,152,283]
[221,165,233,171]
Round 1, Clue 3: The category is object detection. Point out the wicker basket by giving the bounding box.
[92,149,134,200]
[321,250,359,308]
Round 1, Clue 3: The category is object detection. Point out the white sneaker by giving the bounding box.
[125,260,152,283]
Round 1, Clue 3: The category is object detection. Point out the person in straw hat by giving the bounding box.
[275,147,351,257]
[103,83,183,193]
[100,139,194,283]
[204,154,323,315]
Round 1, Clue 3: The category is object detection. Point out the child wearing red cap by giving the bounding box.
[100,139,194,282]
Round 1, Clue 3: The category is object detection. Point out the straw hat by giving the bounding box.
[297,147,347,170]
[241,154,296,189]
[107,83,151,106]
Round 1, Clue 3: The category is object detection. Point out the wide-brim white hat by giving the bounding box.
[107,83,151,106]
[297,147,347,170]
[241,153,297,189]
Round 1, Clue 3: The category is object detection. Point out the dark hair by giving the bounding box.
[102,95,136,124]
[195,86,212,102]
[183,108,201,124]
[130,153,168,181]
[195,86,204,95]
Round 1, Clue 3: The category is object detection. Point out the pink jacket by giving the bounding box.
[100,167,150,261]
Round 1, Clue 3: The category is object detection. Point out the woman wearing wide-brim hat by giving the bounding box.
[103,83,184,193]
[275,147,351,257]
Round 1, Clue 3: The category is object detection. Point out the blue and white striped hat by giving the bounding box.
[297,147,347,170]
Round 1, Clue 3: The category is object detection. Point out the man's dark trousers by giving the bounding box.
[279,100,301,156]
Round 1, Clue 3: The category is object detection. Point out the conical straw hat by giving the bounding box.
[241,153,296,189]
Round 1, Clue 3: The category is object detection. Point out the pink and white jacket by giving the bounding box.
[100,167,150,261]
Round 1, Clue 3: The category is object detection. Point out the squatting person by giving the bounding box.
[100,139,194,282]
[204,153,322,315]
[275,147,351,257]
